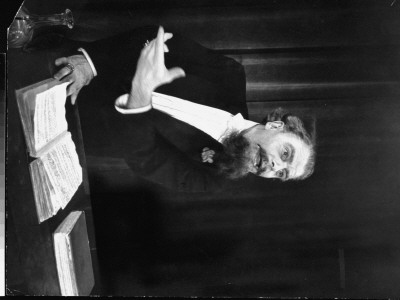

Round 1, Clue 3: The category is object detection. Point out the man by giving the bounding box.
[54,26,315,192]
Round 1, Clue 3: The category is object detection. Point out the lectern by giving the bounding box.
[7,40,101,295]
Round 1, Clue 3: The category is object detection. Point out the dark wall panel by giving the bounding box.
[10,0,400,297]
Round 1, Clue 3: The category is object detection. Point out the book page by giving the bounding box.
[41,160,61,215]
[41,132,82,209]
[33,82,69,153]
[30,156,62,223]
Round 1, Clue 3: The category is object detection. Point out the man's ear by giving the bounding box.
[265,121,284,130]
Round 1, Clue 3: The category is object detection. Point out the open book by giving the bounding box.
[53,211,95,296]
[15,79,82,223]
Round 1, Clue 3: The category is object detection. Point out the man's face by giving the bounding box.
[242,123,311,180]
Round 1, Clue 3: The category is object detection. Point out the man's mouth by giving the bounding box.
[253,145,263,170]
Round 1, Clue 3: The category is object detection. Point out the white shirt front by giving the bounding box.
[114,92,258,143]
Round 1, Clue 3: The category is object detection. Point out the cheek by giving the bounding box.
[261,141,280,158]
[245,143,260,162]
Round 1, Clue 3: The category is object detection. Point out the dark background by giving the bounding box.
[5,0,400,297]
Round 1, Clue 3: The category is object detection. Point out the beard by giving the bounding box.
[215,130,253,180]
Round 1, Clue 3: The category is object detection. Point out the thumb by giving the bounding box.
[167,67,186,82]
[71,91,79,105]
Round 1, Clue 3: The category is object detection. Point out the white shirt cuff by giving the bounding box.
[78,47,97,77]
[114,94,152,114]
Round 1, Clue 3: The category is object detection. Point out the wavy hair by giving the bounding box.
[262,107,316,180]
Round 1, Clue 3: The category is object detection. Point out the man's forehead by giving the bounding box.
[286,137,310,179]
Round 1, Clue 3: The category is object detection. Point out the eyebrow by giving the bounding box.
[285,143,296,179]
[286,143,295,165]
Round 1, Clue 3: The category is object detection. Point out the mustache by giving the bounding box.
[255,146,268,175]
[256,165,267,175]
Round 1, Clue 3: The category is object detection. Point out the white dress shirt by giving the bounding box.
[80,48,258,143]
[114,92,258,143]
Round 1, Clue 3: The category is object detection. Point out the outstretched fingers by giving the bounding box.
[155,26,165,62]
[164,44,169,53]
[164,32,173,42]
[145,28,172,57]
[167,67,186,83]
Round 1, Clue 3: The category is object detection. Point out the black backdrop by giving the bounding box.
[6,0,400,297]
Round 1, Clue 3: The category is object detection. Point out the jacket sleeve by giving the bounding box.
[80,26,159,89]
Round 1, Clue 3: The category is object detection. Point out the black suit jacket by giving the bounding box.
[76,26,250,192]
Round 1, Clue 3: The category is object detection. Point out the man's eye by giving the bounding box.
[277,170,285,178]
[282,148,289,161]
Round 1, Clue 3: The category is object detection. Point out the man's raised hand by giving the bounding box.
[126,26,186,109]
[53,54,94,105]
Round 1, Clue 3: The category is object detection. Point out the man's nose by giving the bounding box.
[270,159,286,170]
